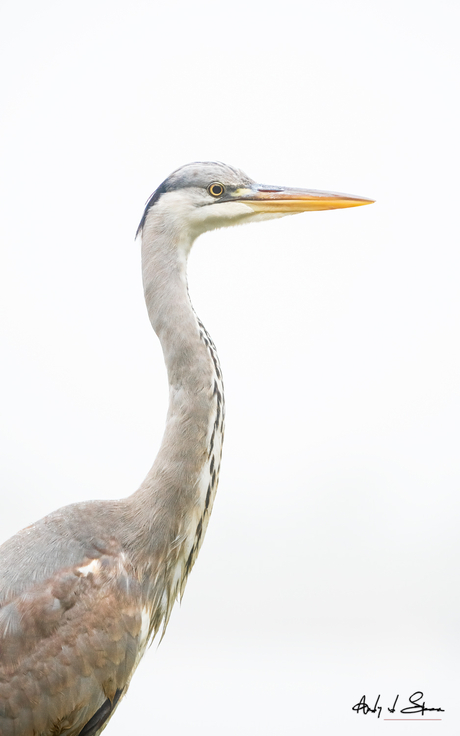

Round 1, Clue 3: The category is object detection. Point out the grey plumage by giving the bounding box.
[0,162,373,735]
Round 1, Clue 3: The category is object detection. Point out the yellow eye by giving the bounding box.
[208,182,225,197]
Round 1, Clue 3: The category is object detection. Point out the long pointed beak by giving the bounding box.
[233,184,374,213]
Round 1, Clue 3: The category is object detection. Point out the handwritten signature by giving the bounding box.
[352,692,445,718]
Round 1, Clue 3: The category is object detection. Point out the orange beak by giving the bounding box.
[233,184,374,213]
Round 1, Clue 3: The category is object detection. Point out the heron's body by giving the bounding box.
[0,162,372,734]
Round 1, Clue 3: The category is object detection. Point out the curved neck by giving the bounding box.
[124,217,224,625]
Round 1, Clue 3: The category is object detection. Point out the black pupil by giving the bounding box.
[211,184,222,196]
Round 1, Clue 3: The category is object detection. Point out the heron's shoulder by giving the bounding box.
[0,499,133,606]
[0,504,143,735]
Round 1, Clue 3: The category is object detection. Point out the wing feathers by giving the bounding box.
[0,552,144,736]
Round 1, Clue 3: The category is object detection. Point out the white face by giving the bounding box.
[189,196,289,237]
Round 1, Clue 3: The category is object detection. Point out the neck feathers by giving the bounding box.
[125,218,225,637]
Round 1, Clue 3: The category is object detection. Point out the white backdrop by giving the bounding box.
[0,1,459,733]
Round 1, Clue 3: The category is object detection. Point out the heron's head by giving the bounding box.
[137,161,373,241]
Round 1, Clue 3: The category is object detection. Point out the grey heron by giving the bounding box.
[0,162,373,735]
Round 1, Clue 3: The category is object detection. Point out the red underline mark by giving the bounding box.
[384,719,442,721]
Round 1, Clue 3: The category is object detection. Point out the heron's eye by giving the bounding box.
[208,182,225,198]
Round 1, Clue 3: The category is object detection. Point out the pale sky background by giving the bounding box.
[0,1,459,733]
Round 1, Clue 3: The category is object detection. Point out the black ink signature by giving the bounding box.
[352,691,444,718]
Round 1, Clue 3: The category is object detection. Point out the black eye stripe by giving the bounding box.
[208,182,225,197]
